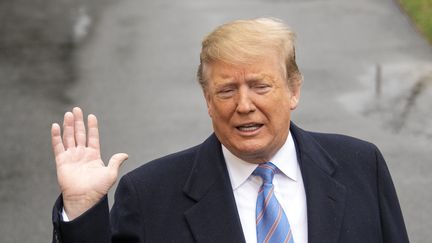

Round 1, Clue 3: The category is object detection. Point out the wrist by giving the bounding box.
[62,192,104,220]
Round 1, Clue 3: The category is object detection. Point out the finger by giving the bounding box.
[73,107,86,147]
[51,123,65,157]
[62,112,76,149]
[108,153,128,174]
[87,114,100,150]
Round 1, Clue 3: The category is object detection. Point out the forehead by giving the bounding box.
[208,56,284,82]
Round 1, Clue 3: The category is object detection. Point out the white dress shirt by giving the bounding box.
[223,132,308,243]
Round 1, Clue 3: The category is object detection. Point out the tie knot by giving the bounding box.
[253,162,277,184]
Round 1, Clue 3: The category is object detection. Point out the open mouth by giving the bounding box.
[236,123,263,132]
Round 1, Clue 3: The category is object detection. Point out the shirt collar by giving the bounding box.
[223,132,299,190]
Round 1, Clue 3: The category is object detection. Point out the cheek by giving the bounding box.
[212,100,236,120]
[263,99,292,124]
[205,95,219,119]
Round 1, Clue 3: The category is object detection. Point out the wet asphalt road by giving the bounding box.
[1,0,431,242]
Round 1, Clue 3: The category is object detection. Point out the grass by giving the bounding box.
[398,0,432,44]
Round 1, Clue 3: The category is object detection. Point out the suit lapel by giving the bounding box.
[182,125,347,243]
[291,124,347,243]
[183,134,246,243]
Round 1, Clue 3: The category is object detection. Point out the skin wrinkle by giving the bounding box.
[200,50,290,89]
[204,54,300,164]
[197,18,301,92]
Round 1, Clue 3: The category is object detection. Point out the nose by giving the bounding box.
[236,87,256,114]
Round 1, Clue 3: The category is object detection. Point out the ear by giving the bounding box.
[203,89,214,118]
[289,83,301,110]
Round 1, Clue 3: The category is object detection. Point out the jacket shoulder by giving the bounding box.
[125,143,200,183]
[307,130,379,154]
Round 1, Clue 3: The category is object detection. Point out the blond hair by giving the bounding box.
[197,17,302,89]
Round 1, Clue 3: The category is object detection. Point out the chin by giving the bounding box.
[232,143,271,162]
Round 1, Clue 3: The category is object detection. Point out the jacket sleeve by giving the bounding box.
[52,175,144,243]
[110,175,146,242]
[375,147,410,243]
[52,195,111,243]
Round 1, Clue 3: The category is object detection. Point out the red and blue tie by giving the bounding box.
[254,162,294,243]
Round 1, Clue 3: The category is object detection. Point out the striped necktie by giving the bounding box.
[253,162,294,243]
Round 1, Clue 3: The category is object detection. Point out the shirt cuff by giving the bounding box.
[62,207,70,222]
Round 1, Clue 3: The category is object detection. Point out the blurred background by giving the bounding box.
[0,0,431,242]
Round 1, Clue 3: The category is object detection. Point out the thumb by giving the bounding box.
[108,153,128,173]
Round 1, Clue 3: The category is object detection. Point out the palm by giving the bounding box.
[56,147,112,198]
[51,107,127,219]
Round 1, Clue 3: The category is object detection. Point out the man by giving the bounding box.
[51,18,409,242]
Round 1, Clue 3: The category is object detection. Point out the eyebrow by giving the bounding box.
[245,73,274,82]
[214,73,275,87]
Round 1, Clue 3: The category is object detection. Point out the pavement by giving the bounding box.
[1,0,431,242]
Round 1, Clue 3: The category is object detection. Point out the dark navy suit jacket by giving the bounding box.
[52,124,409,243]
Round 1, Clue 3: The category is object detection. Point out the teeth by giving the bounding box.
[238,124,261,131]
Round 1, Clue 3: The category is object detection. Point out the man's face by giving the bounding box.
[204,55,300,163]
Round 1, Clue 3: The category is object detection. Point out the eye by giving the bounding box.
[253,84,271,94]
[216,88,235,98]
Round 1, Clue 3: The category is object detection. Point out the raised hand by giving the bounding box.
[51,107,128,220]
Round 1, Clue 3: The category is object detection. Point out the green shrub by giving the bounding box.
[399,0,432,44]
